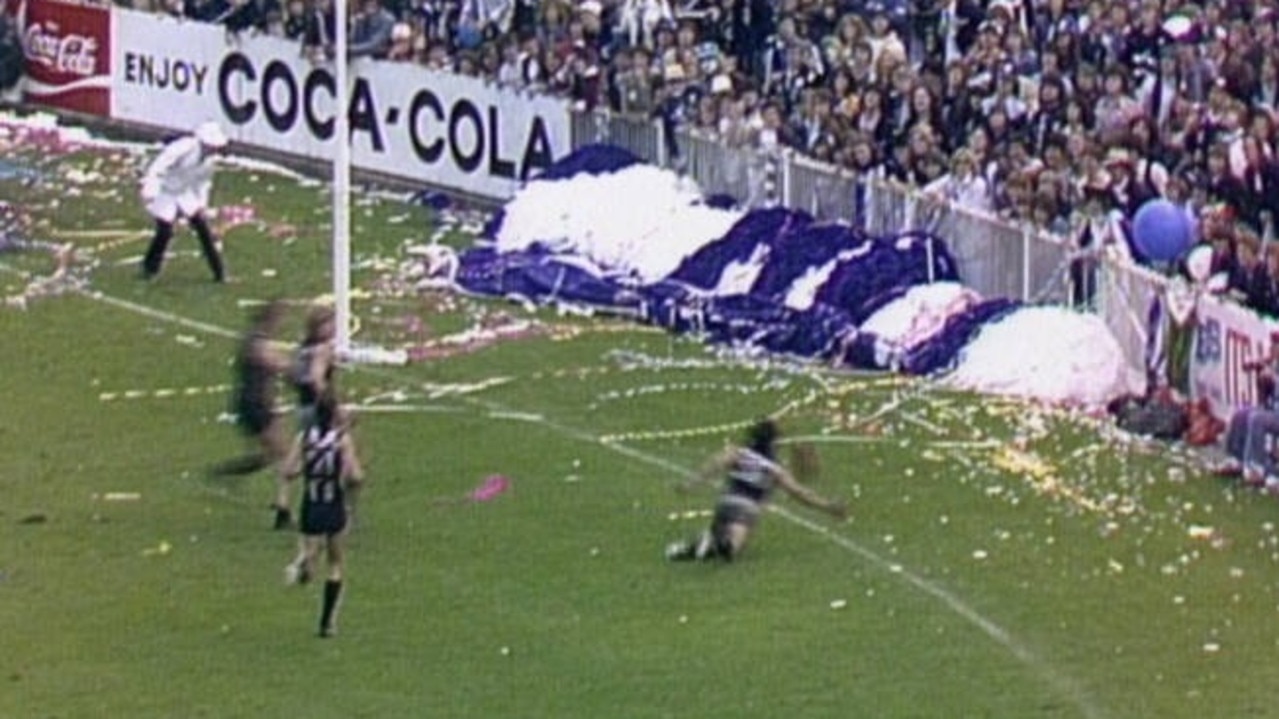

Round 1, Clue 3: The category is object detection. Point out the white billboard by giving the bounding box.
[111,9,571,200]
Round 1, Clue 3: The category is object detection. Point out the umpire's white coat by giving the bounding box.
[140,135,217,224]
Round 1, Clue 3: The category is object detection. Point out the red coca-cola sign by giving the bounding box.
[17,0,110,116]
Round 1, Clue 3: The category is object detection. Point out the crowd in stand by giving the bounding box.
[107,0,1279,312]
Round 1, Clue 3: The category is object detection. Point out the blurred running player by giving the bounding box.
[211,300,295,528]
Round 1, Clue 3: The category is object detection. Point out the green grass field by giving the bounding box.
[4,119,1279,718]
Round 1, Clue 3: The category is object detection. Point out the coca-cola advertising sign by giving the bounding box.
[17,0,110,115]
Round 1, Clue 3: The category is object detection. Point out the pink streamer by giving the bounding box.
[469,475,510,502]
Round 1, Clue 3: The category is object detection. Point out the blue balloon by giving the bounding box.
[1132,199,1194,264]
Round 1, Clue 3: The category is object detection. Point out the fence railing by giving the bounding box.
[1094,256,1171,383]
[568,109,1078,306]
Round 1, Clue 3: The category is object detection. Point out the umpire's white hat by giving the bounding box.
[194,121,228,148]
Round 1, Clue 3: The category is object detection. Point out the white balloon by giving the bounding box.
[1185,244,1214,283]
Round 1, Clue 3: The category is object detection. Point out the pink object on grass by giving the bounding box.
[469,475,510,502]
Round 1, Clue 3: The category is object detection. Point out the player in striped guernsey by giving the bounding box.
[281,391,365,637]
[291,305,337,427]
[666,418,847,562]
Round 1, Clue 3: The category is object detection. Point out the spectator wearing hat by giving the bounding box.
[1103,146,1158,218]
[139,121,230,283]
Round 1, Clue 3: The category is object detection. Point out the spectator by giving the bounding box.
[794,87,836,153]
[1255,55,1279,112]
[0,11,20,93]
[845,133,884,179]
[755,101,797,151]
[1238,135,1279,232]
[348,0,397,59]
[495,36,523,87]
[1103,146,1158,217]
[822,12,865,71]
[1027,75,1068,155]
[618,0,674,49]
[283,0,308,39]
[718,94,757,148]
[1247,246,1279,317]
[864,6,905,69]
[382,20,411,59]
[854,85,890,148]
[923,148,991,213]
[222,0,280,35]
[1205,143,1249,221]
[301,0,335,62]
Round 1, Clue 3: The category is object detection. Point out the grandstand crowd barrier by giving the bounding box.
[8,0,1279,421]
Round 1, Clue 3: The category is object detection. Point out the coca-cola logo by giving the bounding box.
[24,22,98,76]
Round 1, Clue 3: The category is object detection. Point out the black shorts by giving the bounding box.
[300,503,347,536]
[236,400,274,437]
[712,494,762,530]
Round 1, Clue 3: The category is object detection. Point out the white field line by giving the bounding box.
[84,290,240,340]
[44,282,1103,719]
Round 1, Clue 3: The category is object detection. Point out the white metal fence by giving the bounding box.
[1094,256,1170,382]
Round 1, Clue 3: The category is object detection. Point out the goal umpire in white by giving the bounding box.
[139,121,229,282]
